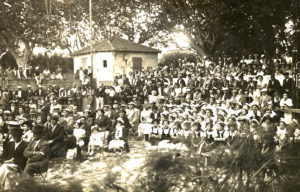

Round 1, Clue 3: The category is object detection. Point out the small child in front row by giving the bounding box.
[88,125,104,156]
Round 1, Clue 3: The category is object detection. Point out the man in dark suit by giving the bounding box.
[282,72,295,98]
[0,124,28,169]
[267,73,282,96]
[94,109,112,145]
[25,85,34,101]
[0,122,28,190]
[14,86,26,102]
[23,125,50,177]
[45,116,65,158]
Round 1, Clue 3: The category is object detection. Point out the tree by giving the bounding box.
[0,0,66,67]
[151,0,293,57]
[62,0,169,50]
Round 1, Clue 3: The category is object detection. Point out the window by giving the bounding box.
[103,60,107,68]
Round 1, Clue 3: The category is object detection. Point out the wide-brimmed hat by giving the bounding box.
[128,102,136,106]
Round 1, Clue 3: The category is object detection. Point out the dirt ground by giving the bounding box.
[42,140,149,192]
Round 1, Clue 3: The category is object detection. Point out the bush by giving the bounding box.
[159,50,198,68]
[29,53,73,73]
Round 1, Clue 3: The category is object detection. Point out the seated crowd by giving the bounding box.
[0,53,299,189]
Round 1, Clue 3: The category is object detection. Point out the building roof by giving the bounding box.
[71,37,161,56]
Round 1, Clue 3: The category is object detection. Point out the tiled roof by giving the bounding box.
[71,37,160,56]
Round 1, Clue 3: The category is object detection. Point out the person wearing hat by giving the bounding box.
[44,115,65,158]
[0,122,28,190]
[25,85,34,102]
[14,86,25,102]
[267,73,282,97]
[23,125,50,177]
[109,118,128,153]
[49,98,62,114]
[138,104,153,135]
[248,102,261,122]
[7,101,18,117]
[282,72,295,98]
[94,109,112,146]
[102,104,112,118]
[258,88,272,108]
[61,108,74,130]
[16,105,30,121]
[127,102,140,135]
[274,118,289,150]
[34,84,45,98]
[66,97,76,112]
[110,101,120,125]
[213,121,229,143]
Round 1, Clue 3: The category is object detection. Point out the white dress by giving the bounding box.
[73,128,86,147]
[109,125,125,150]
[89,132,104,147]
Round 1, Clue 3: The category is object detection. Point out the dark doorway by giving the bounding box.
[132,57,143,71]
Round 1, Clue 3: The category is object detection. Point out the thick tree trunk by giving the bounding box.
[8,41,33,68]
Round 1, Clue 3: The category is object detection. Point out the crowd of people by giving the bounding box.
[0,65,64,87]
[0,53,299,189]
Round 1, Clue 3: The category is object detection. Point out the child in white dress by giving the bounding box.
[88,125,105,155]
[73,121,86,148]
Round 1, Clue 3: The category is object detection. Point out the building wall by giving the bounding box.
[73,51,158,85]
[73,52,114,85]
[94,52,114,82]
[113,52,158,77]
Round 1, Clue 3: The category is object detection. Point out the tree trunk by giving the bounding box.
[14,56,29,68]
[8,41,33,68]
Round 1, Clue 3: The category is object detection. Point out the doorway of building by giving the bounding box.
[132,57,143,71]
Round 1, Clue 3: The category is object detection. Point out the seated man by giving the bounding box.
[23,125,50,177]
[0,121,28,190]
[45,115,65,158]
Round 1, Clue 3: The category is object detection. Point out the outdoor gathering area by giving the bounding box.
[0,0,300,191]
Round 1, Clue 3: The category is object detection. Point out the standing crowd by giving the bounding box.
[0,65,64,87]
[0,53,299,189]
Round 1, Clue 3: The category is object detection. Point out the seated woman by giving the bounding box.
[109,119,128,153]
[23,125,50,177]
[21,120,33,143]
[0,121,28,190]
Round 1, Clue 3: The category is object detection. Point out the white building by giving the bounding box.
[71,37,160,85]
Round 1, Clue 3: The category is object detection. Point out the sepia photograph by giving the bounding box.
[0,0,300,191]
